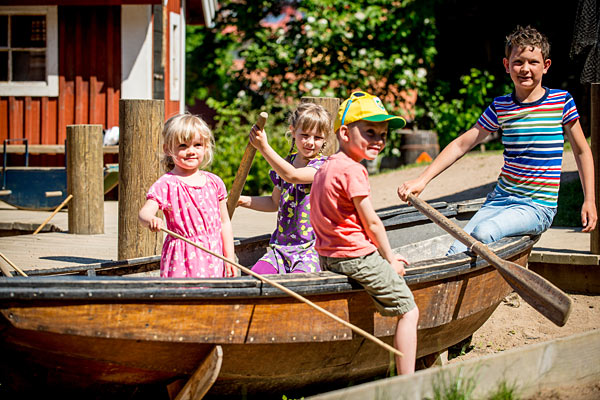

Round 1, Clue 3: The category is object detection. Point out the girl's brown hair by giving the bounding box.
[286,102,336,157]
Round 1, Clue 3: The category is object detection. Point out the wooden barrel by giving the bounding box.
[400,130,440,165]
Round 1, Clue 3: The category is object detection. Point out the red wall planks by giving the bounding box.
[0,6,122,146]
[0,4,185,152]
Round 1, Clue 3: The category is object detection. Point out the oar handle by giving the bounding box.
[406,193,572,327]
[226,112,268,219]
[159,227,403,359]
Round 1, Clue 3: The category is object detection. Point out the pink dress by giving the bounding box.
[146,171,227,278]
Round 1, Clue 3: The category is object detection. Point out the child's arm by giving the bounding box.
[138,199,162,232]
[219,199,238,277]
[398,125,490,201]
[353,195,409,276]
[564,120,597,232]
[249,125,318,184]
[237,187,281,212]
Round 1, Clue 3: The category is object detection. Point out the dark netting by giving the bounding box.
[570,0,600,83]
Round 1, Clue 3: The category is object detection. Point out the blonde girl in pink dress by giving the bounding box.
[138,114,236,278]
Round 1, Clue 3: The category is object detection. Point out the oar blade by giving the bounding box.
[496,259,572,327]
[406,193,572,327]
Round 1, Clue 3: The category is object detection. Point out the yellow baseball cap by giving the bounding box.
[334,91,406,132]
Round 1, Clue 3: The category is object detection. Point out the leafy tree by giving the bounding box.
[418,68,512,148]
[187,0,438,115]
[186,0,509,193]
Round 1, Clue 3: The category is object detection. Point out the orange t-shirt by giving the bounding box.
[310,152,377,258]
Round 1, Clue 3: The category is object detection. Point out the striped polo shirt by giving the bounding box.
[477,88,580,208]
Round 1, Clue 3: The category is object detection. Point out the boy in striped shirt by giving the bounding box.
[398,25,596,254]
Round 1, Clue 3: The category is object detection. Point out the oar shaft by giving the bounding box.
[407,193,571,327]
[160,227,403,358]
[33,194,73,235]
[226,112,268,219]
[0,251,27,277]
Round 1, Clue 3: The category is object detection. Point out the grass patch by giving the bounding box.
[553,178,584,227]
[428,369,520,400]
[487,381,519,400]
[429,369,477,400]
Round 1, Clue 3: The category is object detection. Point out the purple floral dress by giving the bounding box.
[258,154,327,274]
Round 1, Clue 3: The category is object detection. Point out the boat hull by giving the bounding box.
[0,165,118,210]
[0,201,535,397]
[0,167,67,210]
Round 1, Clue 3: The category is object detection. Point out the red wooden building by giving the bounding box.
[0,0,215,164]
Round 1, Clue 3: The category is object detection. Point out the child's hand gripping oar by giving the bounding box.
[226,112,268,219]
[159,227,403,359]
[406,193,572,327]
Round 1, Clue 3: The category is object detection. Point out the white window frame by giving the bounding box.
[0,6,58,97]
[169,11,181,102]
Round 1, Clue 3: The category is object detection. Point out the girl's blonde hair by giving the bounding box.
[162,113,214,171]
[286,102,336,157]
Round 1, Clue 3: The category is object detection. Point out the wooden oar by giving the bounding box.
[33,194,73,235]
[160,227,403,358]
[226,112,269,219]
[0,251,27,277]
[407,193,571,327]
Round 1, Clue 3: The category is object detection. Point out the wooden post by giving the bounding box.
[591,83,600,254]
[67,125,104,234]
[118,99,164,260]
[300,96,341,156]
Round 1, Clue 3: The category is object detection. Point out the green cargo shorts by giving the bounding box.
[320,251,416,317]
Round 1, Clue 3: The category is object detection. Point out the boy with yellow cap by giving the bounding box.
[310,91,419,374]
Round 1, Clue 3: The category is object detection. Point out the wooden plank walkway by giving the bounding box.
[0,200,276,272]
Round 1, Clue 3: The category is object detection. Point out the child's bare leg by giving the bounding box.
[394,306,419,375]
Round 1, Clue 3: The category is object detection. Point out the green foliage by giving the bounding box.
[206,96,292,195]
[418,69,512,148]
[187,0,440,192]
[487,381,519,400]
[186,1,514,190]
[188,0,438,109]
[428,369,477,400]
[428,370,519,400]
[553,178,584,227]
[186,25,238,105]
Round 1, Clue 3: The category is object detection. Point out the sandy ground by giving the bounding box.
[368,151,599,399]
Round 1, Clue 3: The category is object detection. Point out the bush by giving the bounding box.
[206,96,293,196]
[417,68,512,148]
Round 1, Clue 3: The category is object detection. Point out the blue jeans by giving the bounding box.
[447,189,556,255]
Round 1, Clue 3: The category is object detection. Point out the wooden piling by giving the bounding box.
[591,83,600,254]
[300,96,341,156]
[66,125,104,234]
[118,99,164,260]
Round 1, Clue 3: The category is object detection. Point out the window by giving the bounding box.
[0,6,58,97]
[169,11,181,101]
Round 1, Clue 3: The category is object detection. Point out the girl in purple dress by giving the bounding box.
[138,114,236,278]
[238,103,334,274]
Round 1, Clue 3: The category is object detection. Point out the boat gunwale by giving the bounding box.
[0,235,537,301]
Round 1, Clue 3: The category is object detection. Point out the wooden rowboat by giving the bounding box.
[0,200,538,398]
[0,163,118,211]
